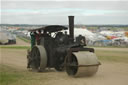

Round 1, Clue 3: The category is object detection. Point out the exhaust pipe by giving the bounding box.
[68,16,74,41]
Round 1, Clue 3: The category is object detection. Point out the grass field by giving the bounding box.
[17,36,30,43]
[0,65,22,85]
[0,45,30,49]
[95,49,128,63]
[0,65,49,85]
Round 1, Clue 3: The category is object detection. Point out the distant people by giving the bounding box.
[30,32,36,49]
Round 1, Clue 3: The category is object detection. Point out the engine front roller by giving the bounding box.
[66,51,101,77]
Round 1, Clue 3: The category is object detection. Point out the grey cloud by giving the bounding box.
[1,1,128,24]
[2,1,128,10]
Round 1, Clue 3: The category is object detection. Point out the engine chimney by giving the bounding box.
[68,16,74,41]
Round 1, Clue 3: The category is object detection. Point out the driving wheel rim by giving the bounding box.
[30,45,47,71]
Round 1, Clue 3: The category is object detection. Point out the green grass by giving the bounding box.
[0,46,30,49]
[96,50,128,63]
[0,65,23,85]
[98,56,128,63]
[89,46,128,48]
[17,36,30,43]
[0,65,48,85]
[0,72,22,85]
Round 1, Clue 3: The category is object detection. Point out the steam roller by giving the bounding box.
[27,16,101,77]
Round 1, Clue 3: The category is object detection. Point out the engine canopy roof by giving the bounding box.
[29,25,68,32]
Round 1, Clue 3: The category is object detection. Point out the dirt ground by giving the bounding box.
[0,38,128,85]
[1,48,128,85]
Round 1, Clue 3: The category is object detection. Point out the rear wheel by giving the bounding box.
[28,45,47,71]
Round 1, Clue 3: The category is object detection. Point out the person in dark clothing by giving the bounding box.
[30,32,36,49]
[36,30,41,45]
[27,31,36,68]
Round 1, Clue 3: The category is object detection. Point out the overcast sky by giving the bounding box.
[1,0,128,25]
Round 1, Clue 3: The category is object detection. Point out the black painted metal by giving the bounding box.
[69,16,74,41]
[28,16,96,72]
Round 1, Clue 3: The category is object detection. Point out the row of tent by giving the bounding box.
[64,28,128,47]
[87,30,128,47]
[14,27,128,47]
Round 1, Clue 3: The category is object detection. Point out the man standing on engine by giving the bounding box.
[30,31,36,49]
